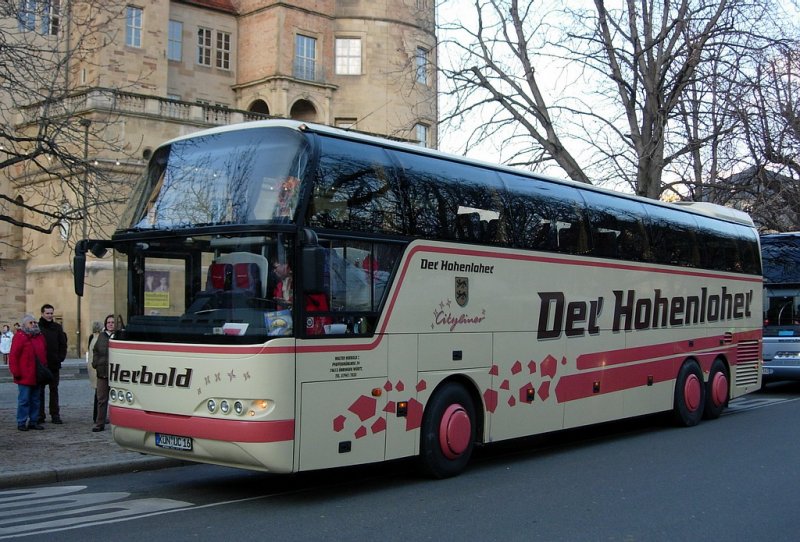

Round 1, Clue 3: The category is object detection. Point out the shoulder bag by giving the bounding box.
[34,355,54,385]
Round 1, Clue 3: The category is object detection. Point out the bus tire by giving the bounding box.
[673,360,705,427]
[419,382,476,479]
[703,359,729,420]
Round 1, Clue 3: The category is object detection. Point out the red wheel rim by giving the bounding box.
[439,404,471,460]
[711,371,728,407]
[684,374,702,412]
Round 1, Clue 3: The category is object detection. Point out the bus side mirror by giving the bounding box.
[302,246,326,293]
[74,240,88,296]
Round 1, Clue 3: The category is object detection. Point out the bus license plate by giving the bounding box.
[155,433,193,451]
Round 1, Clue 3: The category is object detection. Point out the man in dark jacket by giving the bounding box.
[38,303,67,424]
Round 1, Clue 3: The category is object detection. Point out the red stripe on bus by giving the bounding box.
[576,329,761,370]
[111,406,295,443]
[556,357,678,402]
[405,244,763,283]
[111,341,294,355]
[556,350,723,403]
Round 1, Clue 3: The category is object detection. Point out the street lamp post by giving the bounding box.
[76,118,91,357]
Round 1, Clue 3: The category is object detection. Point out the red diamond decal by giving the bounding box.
[511,360,522,374]
[541,355,557,379]
[333,415,346,432]
[405,398,424,431]
[348,395,377,422]
[484,389,498,413]
[371,417,386,434]
[538,380,551,401]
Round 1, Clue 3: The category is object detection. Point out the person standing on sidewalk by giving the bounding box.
[0,324,12,364]
[38,304,67,424]
[91,314,115,432]
[87,321,102,422]
[9,314,47,431]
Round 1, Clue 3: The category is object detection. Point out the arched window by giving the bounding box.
[248,99,269,115]
[290,99,316,122]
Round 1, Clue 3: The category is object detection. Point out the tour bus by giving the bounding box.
[74,120,762,478]
[761,233,800,385]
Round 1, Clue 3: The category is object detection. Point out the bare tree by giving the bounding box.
[708,46,800,231]
[437,0,794,199]
[0,1,133,252]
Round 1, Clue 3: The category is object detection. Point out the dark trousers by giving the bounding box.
[38,366,60,421]
[95,377,109,428]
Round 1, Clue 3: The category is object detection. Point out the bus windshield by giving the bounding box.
[116,232,296,344]
[762,233,800,331]
[123,127,310,230]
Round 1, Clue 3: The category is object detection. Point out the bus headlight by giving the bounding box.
[234,401,244,415]
[220,400,230,414]
[207,399,217,413]
[110,389,117,401]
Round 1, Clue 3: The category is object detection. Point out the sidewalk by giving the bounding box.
[0,359,183,488]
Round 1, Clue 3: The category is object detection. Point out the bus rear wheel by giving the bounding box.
[419,382,476,478]
[703,359,729,420]
[673,361,705,427]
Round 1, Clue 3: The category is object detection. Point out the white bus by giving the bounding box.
[761,232,800,385]
[75,120,763,478]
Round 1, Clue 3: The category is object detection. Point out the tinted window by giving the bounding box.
[309,137,404,234]
[693,214,743,272]
[500,173,589,253]
[127,128,310,230]
[761,234,800,283]
[583,191,651,261]
[645,206,702,267]
[737,225,761,275]
[394,151,504,242]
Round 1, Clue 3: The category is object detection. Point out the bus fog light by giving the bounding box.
[207,399,217,413]
[234,401,243,415]
[220,400,230,414]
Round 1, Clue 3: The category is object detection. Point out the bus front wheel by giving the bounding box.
[419,382,476,478]
[703,359,729,420]
[673,360,705,427]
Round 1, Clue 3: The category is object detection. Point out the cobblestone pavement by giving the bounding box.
[0,360,180,488]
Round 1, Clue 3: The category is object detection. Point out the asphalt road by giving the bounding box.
[2,382,800,541]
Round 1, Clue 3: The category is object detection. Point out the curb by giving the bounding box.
[0,457,186,489]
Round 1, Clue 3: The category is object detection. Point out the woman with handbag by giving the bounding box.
[8,314,48,431]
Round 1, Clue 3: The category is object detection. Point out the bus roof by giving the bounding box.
[159,119,756,229]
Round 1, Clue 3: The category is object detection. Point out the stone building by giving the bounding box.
[0,0,437,356]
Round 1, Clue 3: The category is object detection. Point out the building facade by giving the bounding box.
[0,0,437,355]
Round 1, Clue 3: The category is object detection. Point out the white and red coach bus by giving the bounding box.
[74,120,762,478]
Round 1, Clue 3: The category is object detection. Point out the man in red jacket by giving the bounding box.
[9,314,48,431]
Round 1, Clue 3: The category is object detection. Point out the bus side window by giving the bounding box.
[593,231,618,258]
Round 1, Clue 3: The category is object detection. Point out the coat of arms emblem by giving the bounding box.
[455,276,469,307]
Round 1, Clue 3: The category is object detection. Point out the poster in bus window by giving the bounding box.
[144,271,170,308]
